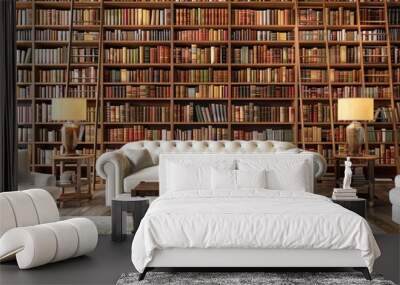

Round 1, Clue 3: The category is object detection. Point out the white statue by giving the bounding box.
[343,157,353,190]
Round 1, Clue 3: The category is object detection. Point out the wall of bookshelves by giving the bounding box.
[16,0,400,178]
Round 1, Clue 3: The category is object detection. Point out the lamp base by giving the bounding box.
[61,122,80,155]
[346,121,365,156]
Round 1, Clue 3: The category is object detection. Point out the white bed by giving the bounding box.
[131,154,380,280]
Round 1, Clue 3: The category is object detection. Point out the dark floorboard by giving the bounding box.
[1,234,399,285]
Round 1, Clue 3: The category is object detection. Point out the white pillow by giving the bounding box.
[211,168,267,190]
[236,169,267,189]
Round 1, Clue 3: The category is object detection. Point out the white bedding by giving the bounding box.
[131,190,380,273]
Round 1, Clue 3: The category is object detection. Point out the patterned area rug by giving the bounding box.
[116,272,395,285]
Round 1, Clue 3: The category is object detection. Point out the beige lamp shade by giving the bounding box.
[337,98,374,121]
[52,98,87,121]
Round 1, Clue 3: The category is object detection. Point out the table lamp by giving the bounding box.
[52,98,87,155]
[338,98,374,156]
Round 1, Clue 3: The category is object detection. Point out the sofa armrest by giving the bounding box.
[31,172,56,187]
[395,175,400,188]
[300,150,327,179]
[96,150,133,206]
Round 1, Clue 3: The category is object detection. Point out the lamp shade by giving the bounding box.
[337,98,374,121]
[52,98,87,121]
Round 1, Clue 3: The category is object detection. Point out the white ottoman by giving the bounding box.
[0,189,98,269]
[389,175,400,225]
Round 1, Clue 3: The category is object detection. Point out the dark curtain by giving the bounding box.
[0,0,17,192]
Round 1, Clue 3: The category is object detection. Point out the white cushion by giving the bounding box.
[237,169,267,189]
[211,168,236,190]
[124,148,154,172]
[123,166,158,193]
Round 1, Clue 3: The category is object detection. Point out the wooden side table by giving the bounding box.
[332,198,366,218]
[52,154,94,206]
[112,194,149,242]
[334,154,378,207]
[131,182,159,197]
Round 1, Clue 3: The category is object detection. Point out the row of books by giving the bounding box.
[104,68,170,82]
[301,127,330,142]
[326,8,356,26]
[232,67,295,83]
[38,128,60,142]
[300,69,327,82]
[175,127,229,141]
[105,103,170,122]
[302,103,337,123]
[17,105,33,123]
[390,28,400,41]
[363,47,388,64]
[298,8,323,25]
[35,103,52,123]
[17,9,32,26]
[70,67,97,83]
[18,127,32,143]
[361,29,386,42]
[104,85,170,98]
[332,86,360,98]
[231,30,294,41]
[17,86,31,99]
[232,104,295,123]
[175,69,228,82]
[70,48,98,64]
[38,69,64,83]
[17,69,32,83]
[300,30,324,41]
[232,9,294,25]
[375,105,400,123]
[329,69,361,83]
[364,87,391,98]
[106,127,170,142]
[174,45,227,64]
[369,145,397,165]
[37,86,95,99]
[232,46,294,64]
[176,29,228,41]
[367,127,395,143]
[174,85,228,99]
[17,30,32,41]
[360,8,385,24]
[364,69,389,83]
[35,30,99,41]
[301,86,329,99]
[104,9,170,26]
[173,103,228,122]
[328,30,358,41]
[232,85,295,98]
[17,48,32,64]
[175,8,228,25]
[329,46,359,64]
[392,46,400,63]
[105,29,171,41]
[388,8,400,24]
[36,148,55,165]
[232,128,293,141]
[104,46,170,64]
[35,47,68,64]
[300,48,326,64]
[35,9,100,26]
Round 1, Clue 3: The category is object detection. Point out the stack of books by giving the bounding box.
[332,188,358,200]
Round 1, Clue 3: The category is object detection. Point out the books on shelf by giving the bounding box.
[367,127,393,143]
[18,127,33,143]
[71,48,98,64]
[104,68,170,82]
[175,85,228,99]
[361,29,386,42]
[105,29,170,41]
[176,29,228,41]
[106,127,170,142]
[328,30,358,41]
[369,145,396,165]
[17,30,32,41]
[174,103,227,123]
[363,47,388,64]
[300,48,326,64]
[364,68,389,83]
[17,86,31,99]
[360,8,385,25]
[302,103,336,123]
[105,103,170,123]
[70,67,97,83]
[327,8,356,26]
[175,8,228,25]
[298,8,323,26]
[175,69,228,82]
[300,30,324,41]
[329,46,359,64]
[174,45,227,64]
[233,128,293,141]
[104,85,170,99]
[17,69,32,83]
[329,69,361,83]
[232,9,294,25]
[374,106,397,123]
[232,104,295,123]
[301,86,329,99]
[17,105,32,124]
[104,8,170,26]
[232,85,295,98]
[175,126,228,140]
[16,9,32,26]
[38,128,60,142]
[35,47,68,64]
[35,103,52,123]
[232,67,295,83]
[332,188,358,200]
[232,30,294,41]
[300,69,327,82]
[232,46,294,64]
[17,48,32,64]
[38,69,65,83]
[104,46,170,64]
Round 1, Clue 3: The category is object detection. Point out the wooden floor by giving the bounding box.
[59,179,400,234]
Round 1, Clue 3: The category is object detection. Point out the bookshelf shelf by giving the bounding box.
[16,0,400,177]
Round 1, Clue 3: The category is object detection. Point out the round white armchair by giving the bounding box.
[0,189,98,269]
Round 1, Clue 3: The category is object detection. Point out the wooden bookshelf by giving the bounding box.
[16,0,400,178]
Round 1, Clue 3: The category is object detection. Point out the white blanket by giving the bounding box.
[131,190,380,273]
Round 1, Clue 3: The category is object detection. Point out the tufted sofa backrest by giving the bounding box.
[121,140,297,164]
[0,189,59,237]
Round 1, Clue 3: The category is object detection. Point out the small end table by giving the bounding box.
[332,198,366,218]
[334,154,378,207]
[131,181,159,197]
[52,154,94,207]
[112,194,149,242]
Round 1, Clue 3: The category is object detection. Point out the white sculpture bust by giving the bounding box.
[343,157,353,190]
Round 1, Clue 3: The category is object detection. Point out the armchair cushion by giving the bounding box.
[123,148,154,172]
[123,166,158,193]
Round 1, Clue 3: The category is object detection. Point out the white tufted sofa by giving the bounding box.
[96,140,327,206]
[0,189,98,269]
